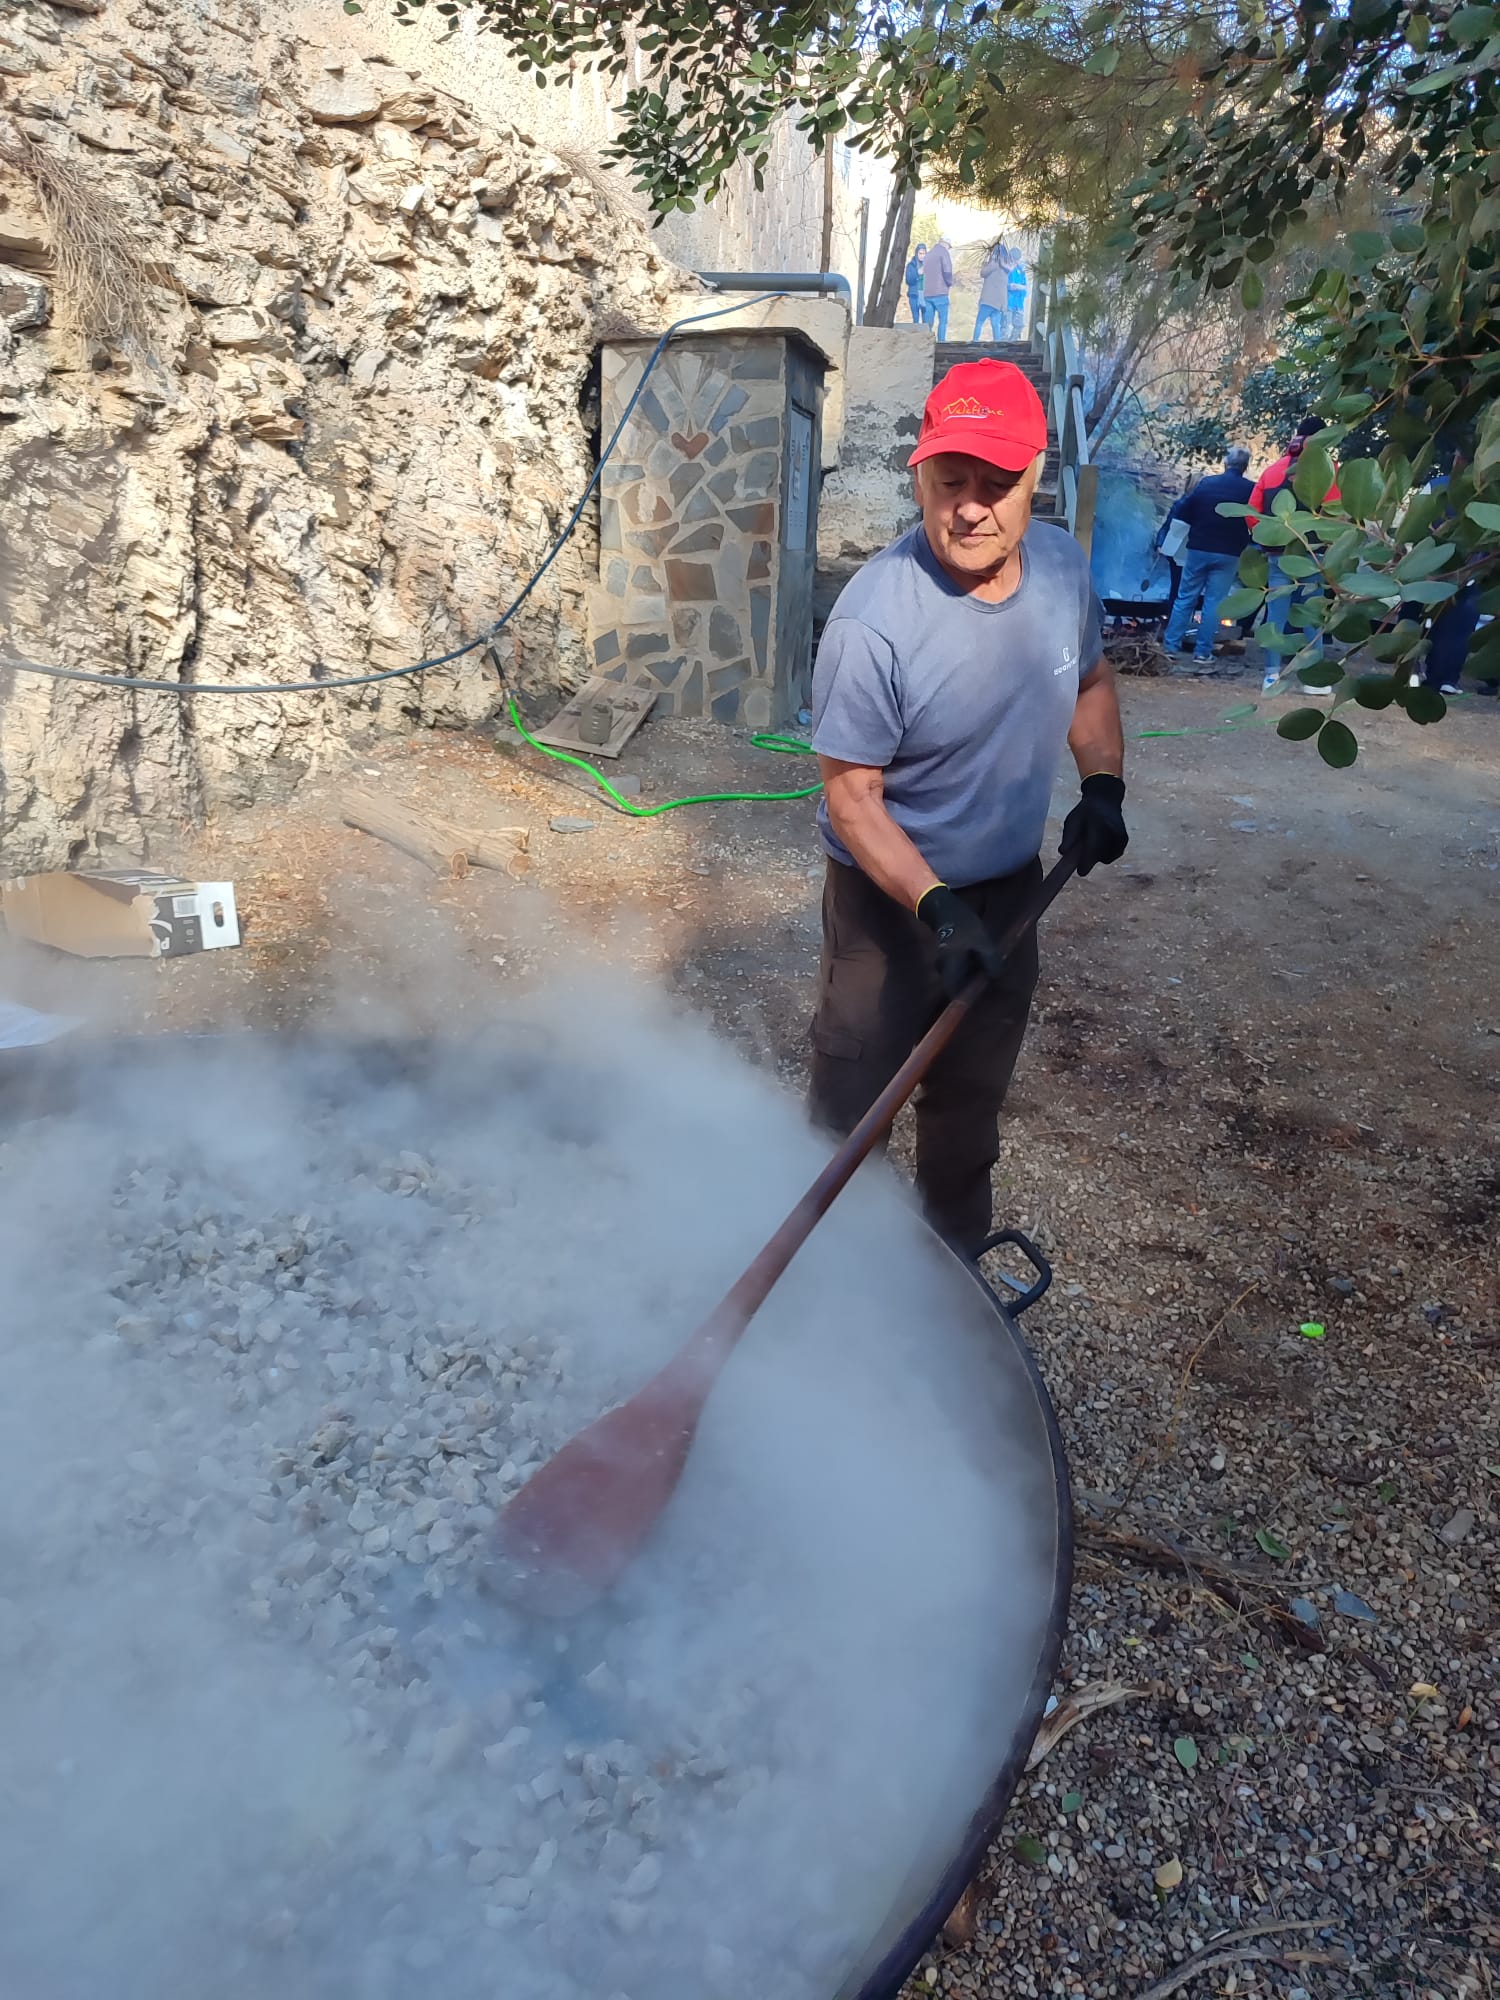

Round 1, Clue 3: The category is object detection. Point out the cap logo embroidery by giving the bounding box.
[939,396,991,419]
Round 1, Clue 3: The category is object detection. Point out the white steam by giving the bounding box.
[0,977,1054,1998]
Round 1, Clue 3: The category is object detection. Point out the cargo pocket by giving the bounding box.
[811,1022,862,1062]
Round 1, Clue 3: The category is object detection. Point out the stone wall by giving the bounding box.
[0,0,691,868]
[589,332,825,729]
[291,2,896,312]
[818,323,931,566]
[812,322,932,631]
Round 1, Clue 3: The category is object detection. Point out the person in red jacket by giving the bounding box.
[1251,417,1340,692]
[1248,415,1341,519]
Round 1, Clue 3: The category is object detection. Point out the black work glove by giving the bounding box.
[1060,773,1128,875]
[916,885,1005,1001]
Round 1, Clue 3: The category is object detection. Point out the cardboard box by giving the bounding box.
[1,869,240,959]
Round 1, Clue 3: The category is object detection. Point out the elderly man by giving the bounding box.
[808,358,1127,1255]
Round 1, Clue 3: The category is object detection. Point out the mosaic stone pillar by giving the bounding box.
[589,331,827,728]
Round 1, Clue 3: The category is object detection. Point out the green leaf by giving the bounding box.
[1395,539,1456,581]
[1251,519,1296,548]
[1399,578,1460,604]
[1271,488,1298,518]
[1349,229,1386,263]
[1293,444,1336,509]
[1298,658,1344,688]
[1240,1651,1260,1670]
[1447,5,1496,42]
[1255,1528,1291,1558]
[1467,501,1500,530]
[1353,674,1400,709]
[1277,707,1325,740]
[1377,1477,1398,1503]
[1174,1735,1200,1772]
[1084,44,1120,74]
[1013,1834,1048,1866]
[1404,685,1448,723]
[1217,586,1266,617]
[1388,223,1425,254]
[1406,62,1462,94]
[1061,1790,1082,1814]
[1317,717,1359,768]
[1339,459,1385,520]
[1241,268,1264,311]
[1278,553,1320,580]
[1238,548,1269,588]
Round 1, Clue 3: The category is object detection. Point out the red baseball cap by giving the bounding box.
[908,359,1048,473]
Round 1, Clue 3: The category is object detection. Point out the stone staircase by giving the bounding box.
[933,339,1063,525]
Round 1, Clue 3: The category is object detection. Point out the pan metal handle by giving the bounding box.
[975,1228,1052,1315]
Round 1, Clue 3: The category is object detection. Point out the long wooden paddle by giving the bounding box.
[487,852,1080,1613]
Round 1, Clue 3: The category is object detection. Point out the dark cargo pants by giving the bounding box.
[808,856,1041,1256]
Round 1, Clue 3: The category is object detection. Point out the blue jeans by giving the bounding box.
[1262,558,1324,639]
[972,302,1004,341]
[1409,583,1480,687]
[907,288,923,324]
[1165,549,1239,660]
[923,294,950,340]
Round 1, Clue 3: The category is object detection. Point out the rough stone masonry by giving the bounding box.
[0,0,690,869]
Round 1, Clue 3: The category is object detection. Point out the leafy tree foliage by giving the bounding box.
[1128,0,1500,749]
[384,0,1014,215]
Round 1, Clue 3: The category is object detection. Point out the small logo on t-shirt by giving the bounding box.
[1055,644,1076,676]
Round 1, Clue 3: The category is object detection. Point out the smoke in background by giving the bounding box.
[0,975,1053,1999]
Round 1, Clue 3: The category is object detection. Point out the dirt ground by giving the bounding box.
[3,674,1497,1997]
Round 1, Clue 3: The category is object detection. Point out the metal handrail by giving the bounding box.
[1032,274,1097,556]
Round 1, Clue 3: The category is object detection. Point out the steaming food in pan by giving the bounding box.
[0,996,1059,2000]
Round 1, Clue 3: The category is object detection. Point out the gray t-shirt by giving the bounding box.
[812,522,1103,886]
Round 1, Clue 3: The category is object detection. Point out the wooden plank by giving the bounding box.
[532,678,655,761]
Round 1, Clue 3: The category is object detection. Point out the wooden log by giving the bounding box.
[342,787,470,879]
[466,826,530,870]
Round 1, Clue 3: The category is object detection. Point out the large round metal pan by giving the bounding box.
[0,1032,1071,2000]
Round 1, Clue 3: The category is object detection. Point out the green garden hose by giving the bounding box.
[506,695,823,817]
[506,694,1297,818]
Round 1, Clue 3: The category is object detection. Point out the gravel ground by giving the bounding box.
[1,675,1496,1997]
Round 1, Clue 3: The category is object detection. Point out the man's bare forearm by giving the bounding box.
[1069,662,1125,780]
[819,758,941,912]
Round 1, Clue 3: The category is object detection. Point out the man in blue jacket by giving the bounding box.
[1161,447,1253,663]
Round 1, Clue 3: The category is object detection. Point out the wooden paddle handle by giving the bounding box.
[692,851,1081,1358]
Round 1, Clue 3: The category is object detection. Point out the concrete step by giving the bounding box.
[935,340,1044,379]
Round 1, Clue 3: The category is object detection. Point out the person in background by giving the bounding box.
[1006,253,1029,339]
[973,242,1009,342]
[1414,585,1480,694]
[905,243,927,327]
[1147,478,1193,616]
[922,236,954,341]
[1248,416,1340,692]
[1159,447,1254,664]
[1401,451,1480,695]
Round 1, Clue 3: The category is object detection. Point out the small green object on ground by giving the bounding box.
[1299,1321,1326,1339]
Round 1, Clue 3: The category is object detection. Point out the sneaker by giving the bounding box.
[1440,683,1460,695]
